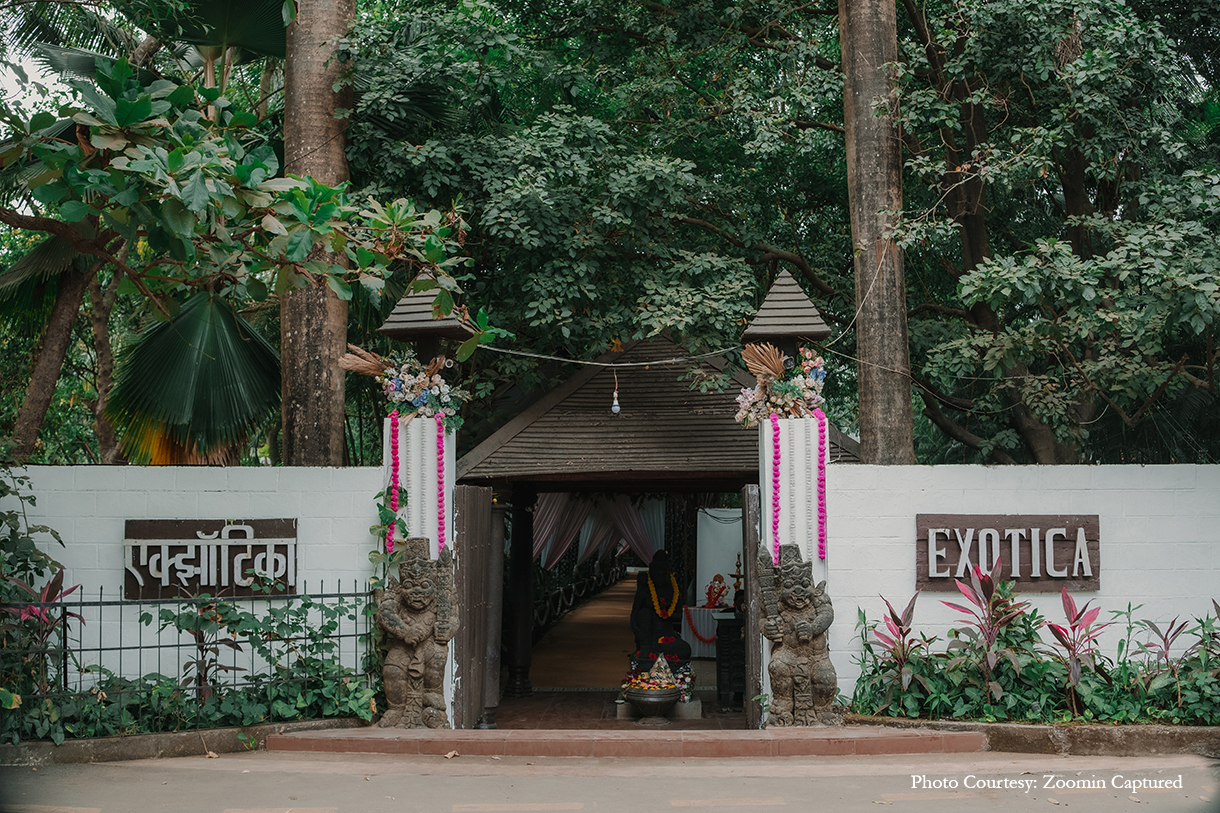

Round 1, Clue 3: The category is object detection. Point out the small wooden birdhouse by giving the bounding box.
[741,269,830,361]
[378,285,474,359]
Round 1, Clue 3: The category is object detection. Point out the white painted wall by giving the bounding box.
[9,465,383,593]
[6,463,1219,704]
[824,465,1220,697]
[4,466,384,688]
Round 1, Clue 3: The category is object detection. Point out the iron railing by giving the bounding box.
[1,581,375,741]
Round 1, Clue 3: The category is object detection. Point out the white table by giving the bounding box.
[680,606,720,659]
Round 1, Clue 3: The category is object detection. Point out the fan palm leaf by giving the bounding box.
[129,0,287,61]
[106,293,280,464]
[2,3,133,58]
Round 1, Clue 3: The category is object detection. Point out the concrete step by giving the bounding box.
[266,725,986,759]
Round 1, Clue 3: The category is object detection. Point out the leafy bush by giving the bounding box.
[853,584,1220,725]
[1,589,380,745]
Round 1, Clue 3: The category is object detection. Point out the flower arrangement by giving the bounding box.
[734,344,827,427]
[339,344,469,432]
[622,653,694,702]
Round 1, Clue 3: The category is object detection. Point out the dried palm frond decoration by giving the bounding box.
[742,342,787,381]
[735,343,828,428]
[338,344,389,377]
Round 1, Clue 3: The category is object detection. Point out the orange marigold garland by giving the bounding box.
[648,573,680,619]
[683,605,716,644]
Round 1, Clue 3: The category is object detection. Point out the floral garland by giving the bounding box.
[735,346,826,427]
[683,605,716,644]
[386,410,401,553]
[435,412,447,554]
[648,573,680,619]
[771,412,781,565]
[814,406,827,560]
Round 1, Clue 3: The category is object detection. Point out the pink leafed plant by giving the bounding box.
[871,591,935,710]
[942,556,1030,704]
[1046,586,1113,715]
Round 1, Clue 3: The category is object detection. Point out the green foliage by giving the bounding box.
[0,451,64,593]
[0,590,378,744]
[105,293,280,462]
[895,0,1220,463]
[345,0,852,425]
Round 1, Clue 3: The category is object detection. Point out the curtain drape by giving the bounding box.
[600,494,661,563]
[536,494,664,569]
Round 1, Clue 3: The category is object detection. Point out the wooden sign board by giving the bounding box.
[124,518,298,599]
[915,514,1099,592]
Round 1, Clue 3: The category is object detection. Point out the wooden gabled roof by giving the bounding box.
[457,338,859,489]
[741,268,831,342]
[378,287,474,341]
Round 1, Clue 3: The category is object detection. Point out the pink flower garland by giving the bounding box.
[813,407,828,560]
[435,412,447,553]
[770,412,781,564]
[386,410,400,553]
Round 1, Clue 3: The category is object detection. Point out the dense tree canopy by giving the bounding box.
[1,0,1217,464]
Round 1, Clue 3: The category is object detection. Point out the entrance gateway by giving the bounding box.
[375,272,858,729]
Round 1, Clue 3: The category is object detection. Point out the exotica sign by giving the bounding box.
[915,514,1100,592]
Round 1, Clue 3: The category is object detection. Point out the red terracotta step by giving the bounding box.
[266,725,986,759]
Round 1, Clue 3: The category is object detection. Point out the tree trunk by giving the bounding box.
[281,0,354,466]
[87,267,125,464]
[839,0,915,464]
[10,264,95,462]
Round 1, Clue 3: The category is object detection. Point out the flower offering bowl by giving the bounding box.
[624,686,680,717]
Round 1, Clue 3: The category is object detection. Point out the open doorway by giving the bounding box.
[494,492,749,729]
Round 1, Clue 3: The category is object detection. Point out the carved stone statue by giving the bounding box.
[629,550,692,672]
[757,544,839,726]
[376,537,458,728]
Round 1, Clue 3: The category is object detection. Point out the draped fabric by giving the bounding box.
[542,497,592,570]
[532,492,569,560]
[535,493,664,569]
[640,498,665,554]
[533,492,593,570]
[600,494,661,563]
[577,510,621,565]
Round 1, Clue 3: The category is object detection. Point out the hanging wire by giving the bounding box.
[479,344,741,367]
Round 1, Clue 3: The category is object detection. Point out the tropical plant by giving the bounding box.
[106,293,280,463]
[942,557,1032,703]
[0,51,488,463]
[867,591,936,714]
[1,567,84,700]
[1044,586,1113,716]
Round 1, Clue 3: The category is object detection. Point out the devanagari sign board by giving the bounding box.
[124,519,298,599]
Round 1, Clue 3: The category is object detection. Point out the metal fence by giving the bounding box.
[1,581,376,740]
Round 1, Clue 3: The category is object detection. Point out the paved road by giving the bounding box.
[1,750,1217,813]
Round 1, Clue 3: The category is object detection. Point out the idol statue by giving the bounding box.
[757,544,839,726]
[376,537,459,728]
[629,549,692,671]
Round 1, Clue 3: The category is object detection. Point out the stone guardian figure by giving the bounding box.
[377,537,459,728]
[757,544,840,726]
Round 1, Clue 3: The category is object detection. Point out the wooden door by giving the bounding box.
[741,484,764,729]
[452,485,492,728]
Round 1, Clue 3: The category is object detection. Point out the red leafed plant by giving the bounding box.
[943,556,1030,704]
[1046,586,1113,716]
[870,591,935,712]
[1,568,85,697]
